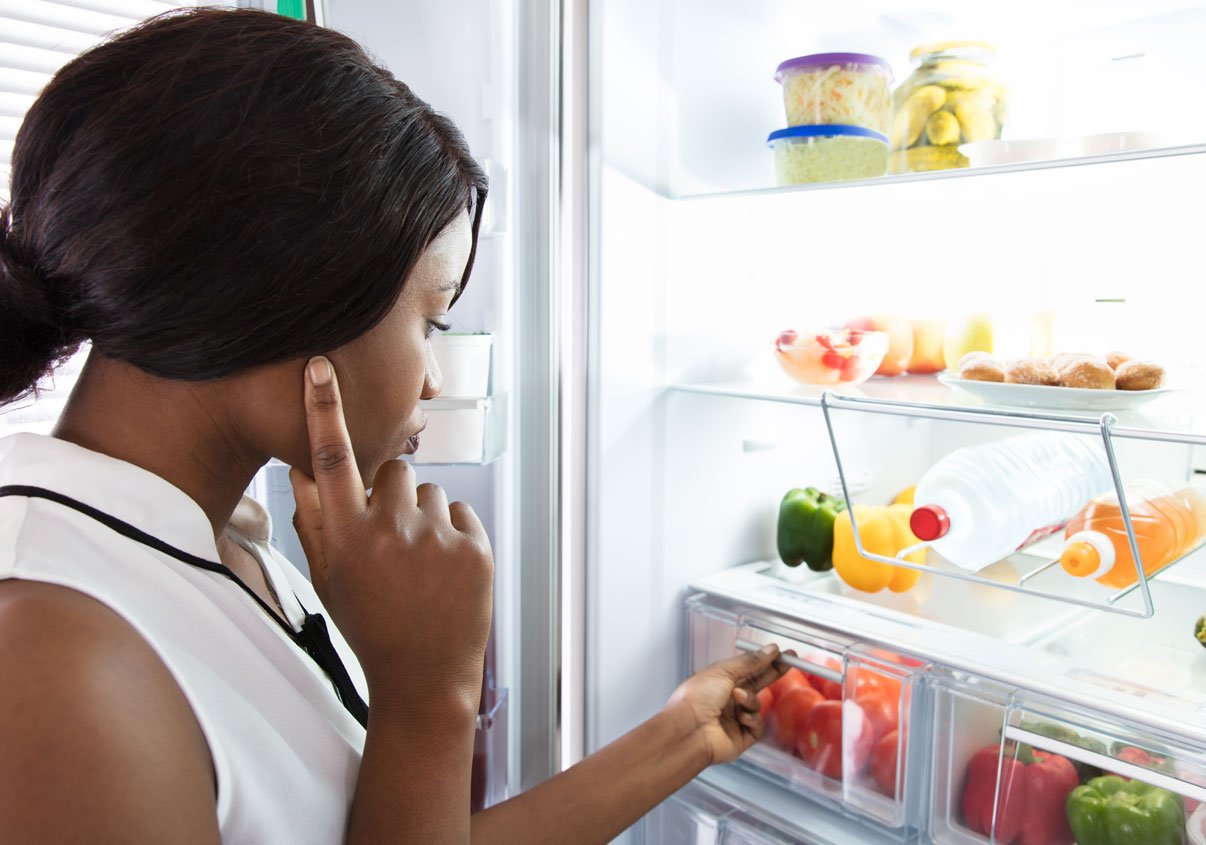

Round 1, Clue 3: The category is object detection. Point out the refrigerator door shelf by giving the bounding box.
[410,393,507,466]
[687,595,929,831]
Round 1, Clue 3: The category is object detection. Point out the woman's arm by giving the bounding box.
[0,580,221,844]
[470,646,784,845]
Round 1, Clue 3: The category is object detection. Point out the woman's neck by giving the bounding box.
[52,354,266,538]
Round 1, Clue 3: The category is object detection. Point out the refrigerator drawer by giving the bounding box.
[686,594,929,831]
[644,781,809,845]
[929,673,1206,845]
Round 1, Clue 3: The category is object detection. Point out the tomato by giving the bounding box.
[872,729,901,797]
[854,692,899,743]
[771,686,824,751]
[767,668,808,704]
[854,672,901,704]
[804,658,843,701]
[798,701,844,779]
[757,688,774,724]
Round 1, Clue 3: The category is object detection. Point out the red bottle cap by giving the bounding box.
[910,505,950,541]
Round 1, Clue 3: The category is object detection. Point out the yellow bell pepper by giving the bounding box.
[886,504,927,592]
[833,504,928,593]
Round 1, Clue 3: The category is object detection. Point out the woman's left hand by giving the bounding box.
[663,644,789,767]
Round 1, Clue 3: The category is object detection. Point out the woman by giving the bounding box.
[0,9,784,843]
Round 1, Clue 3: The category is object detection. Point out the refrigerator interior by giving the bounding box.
[590,1,1206,841]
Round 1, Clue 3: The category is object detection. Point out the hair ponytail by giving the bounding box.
[0,212,84,404]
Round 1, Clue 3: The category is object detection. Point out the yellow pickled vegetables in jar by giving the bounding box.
[888,41,1007,174]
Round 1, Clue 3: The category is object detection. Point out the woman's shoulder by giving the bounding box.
[0,579,221,842]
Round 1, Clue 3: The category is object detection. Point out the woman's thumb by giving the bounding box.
[289,467,330,596]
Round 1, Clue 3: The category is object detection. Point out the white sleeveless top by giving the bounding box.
[0,432,368,843]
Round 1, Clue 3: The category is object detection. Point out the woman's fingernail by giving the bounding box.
[761,643,779,656]
[308,356,332,386]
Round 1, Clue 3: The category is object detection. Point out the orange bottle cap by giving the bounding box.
[1060,541,1101,578]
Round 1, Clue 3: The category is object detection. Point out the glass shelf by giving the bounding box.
[668,376,1206,447]
[672,142,1206,201]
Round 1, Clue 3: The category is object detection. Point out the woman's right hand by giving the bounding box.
[288,356,494,721]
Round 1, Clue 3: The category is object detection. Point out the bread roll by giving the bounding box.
[1115,360,1165,391]
[1005,357,1060,386]
[1058,358,1115,390]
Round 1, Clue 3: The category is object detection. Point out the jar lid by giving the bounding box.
[766,125,889,145]
[909,41,995,63]
[774,53,893,84]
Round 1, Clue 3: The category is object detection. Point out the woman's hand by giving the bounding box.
[662,645,790,767]
[288,356,494,722]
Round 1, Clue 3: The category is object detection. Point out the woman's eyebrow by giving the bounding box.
[438,280,461,293]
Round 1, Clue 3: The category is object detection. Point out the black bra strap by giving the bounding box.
[0,484,369,728]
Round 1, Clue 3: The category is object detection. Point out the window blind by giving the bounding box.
[0,0,220,201]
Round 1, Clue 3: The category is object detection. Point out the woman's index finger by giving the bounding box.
[303,356,366,526]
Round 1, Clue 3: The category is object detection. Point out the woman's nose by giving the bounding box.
[421,348,442,399]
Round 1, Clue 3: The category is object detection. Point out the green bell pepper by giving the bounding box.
[1196,613,1206,649]
[776,487,847,571]
[1065,775,1185,845]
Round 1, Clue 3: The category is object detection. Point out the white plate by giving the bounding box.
[938,373,1174,411]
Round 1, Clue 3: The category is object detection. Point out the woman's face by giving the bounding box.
[256,211,474,485]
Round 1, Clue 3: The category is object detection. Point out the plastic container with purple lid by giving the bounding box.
[775,52,893,135]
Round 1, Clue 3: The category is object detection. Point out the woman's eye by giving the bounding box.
[426,318,452,338]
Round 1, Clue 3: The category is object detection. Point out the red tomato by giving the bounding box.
[872,729,901,797]
[771,686,824,751]
[855,672,903,703]
[757,688,774,724]
[854,692,899,742]
[798,701,844,779]
[804,658,843,701]
[767,668,808,704]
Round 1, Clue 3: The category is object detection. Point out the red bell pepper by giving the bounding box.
[963,745,1026,843]
[961,743,1078,845]
[1015,749,1078,845]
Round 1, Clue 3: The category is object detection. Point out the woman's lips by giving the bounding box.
[401,422,426,455]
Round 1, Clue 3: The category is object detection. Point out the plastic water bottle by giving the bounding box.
[909,432,1113,572]
[1060,482,1206,589]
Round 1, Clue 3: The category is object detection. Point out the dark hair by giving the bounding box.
[0,7,486,405]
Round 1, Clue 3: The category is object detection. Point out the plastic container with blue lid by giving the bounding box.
[766,125,889,184]
[775,52,894,135]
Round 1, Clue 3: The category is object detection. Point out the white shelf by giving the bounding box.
[669,376,1206,447]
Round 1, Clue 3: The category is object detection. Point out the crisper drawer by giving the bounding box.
[929,673,1206,845]
[686,594,929,830]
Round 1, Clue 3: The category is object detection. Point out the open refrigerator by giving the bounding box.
[584,1,1206,843]
[6,1,1206,843]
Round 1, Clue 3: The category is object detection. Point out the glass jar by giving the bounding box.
[889,42,1007,174]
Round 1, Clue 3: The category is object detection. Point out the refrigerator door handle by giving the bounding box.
[735,637,842,684]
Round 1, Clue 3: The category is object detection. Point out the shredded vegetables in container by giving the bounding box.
[768,126,888,184]
[776,53,893,135]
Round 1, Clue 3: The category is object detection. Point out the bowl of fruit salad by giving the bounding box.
[775,328,889,386]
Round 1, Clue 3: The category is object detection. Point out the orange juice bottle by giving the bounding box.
[1060,482,1206,589]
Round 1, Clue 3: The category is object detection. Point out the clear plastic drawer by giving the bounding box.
[686,594,928,829]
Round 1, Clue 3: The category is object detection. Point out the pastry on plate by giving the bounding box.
[1058,357,1115,390]
[1005,357,1060,386]
[959,353,1005,383]
[1105,351,1133,371]
[1114,360,1166,391]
